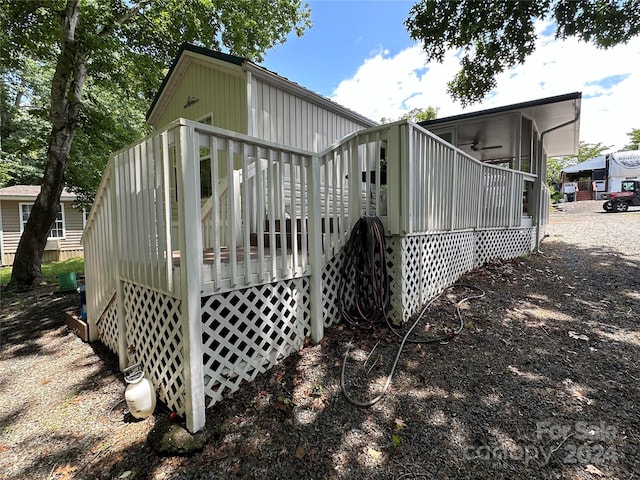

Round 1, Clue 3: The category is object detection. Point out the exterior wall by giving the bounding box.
[1,201,20,265]
[249,75,372,152]
[0,198,84,266]
[153,60,248,133]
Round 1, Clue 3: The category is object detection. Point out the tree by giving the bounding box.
[400,106,439,123]
[623,128,640,150]
[405,1,640,106]
[2,0,311,288]
[0,58,53,187]
[547,141,611,186]
[380,106,438,124]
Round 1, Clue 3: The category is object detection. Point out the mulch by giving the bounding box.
[1,200,639,479]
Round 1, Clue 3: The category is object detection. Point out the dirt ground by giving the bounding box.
[1,200,639,480]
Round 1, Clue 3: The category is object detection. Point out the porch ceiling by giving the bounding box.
[420,92,582,161]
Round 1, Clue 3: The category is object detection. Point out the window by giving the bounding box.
[200,157,212,198]
[20,203,65,239]
[621,181,635,192]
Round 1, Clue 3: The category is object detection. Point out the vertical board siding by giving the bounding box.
[154,62,248,133]
[251,76,371,153]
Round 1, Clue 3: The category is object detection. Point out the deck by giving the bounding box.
[83,118,550,432]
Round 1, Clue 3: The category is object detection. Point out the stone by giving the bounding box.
[147,415,209,455]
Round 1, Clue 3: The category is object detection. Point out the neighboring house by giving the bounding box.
[83,44,582,432]
[0,185,85,266]
[562,150,640,201]
[560,155,606,201]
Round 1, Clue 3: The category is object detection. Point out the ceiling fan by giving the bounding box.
[459,140,503,151]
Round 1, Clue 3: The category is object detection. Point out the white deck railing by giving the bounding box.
[82,168,117,326]
[83,118,546,433]
[316,124,391,258]
[192,123,316,292]
[395,123,530,234]
[85,119,538,321]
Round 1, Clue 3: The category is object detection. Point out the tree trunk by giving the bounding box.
[9,0,85,288]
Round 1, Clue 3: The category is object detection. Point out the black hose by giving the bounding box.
[338,215,390,329]
[385,284,486,345]
[337,215,485,407]
[341,284,485,407]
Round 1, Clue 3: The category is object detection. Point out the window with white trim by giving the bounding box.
[20,203,65,239]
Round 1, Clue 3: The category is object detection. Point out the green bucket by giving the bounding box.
[58,272,77,292]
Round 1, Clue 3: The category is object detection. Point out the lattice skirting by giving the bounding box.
[320,227,537,326]
[396,227,536,322]
[321,237,401,326]
[475,227,536,267]
[123,282,186,416]
[397,232,477,324]
[321,250,344,327]
[94,226,539,420]
[97,299,119,355]
[201,278,311,407]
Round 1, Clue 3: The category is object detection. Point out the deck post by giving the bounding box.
[112,157,128,372]
[396,122,415,235]
[177,121,206,432]
[308,154,324,343]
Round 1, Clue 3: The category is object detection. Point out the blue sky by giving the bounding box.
[264,0,415,96]
[262,0,640,152]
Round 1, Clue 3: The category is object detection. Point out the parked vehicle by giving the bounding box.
[602,180,640,212]
[606,151,640,193]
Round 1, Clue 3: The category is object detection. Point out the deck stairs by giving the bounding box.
[248,218,338,249]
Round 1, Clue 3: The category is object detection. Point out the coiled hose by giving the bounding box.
[338,215,485,407]
[338,215,390,329]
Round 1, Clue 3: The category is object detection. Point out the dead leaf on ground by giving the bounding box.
[366,447,382,459]
[568,331,589,341]
[585,464,604,476]
[53,464,78,480]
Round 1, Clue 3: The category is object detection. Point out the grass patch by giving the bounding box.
[0,257,84,286]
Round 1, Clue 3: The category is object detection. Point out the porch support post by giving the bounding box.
[308,154,324,343]
[348,138,361,225]
[533,163,544,251]
[386,123,403,235]
[177,121,206,433]
[112,157,128,372]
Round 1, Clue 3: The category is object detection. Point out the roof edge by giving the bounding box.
[146,43,246,122]
[146,43,377,128]
[419,92,582,127]
[0,185,77,201]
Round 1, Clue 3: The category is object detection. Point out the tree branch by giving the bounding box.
[97,0,153,37]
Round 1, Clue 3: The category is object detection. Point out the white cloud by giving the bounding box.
[332,24,640,152]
